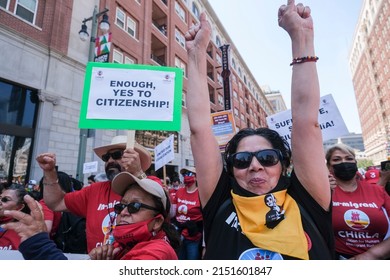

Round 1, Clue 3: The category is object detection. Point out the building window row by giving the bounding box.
[116,7,137,39]
[0,0,37,24]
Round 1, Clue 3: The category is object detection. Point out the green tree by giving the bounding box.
[357,159,374,169]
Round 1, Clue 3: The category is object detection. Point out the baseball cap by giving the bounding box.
[112,172,168,212]
[93,135,151,171]
[365,169,380,185]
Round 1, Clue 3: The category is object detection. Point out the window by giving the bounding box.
[127,16,137,38]
[175,56,187,77]
[216,53,222,65]
[125,56,135,64]
[216,35,221,47]
[113,49,123,63]
[234,107,239,117]
[182,91,187,107]
[217,73,223,85]
[15,0,37,24]
[0,0,8,8]
[233,90,238,99]
[175,1,186,22]
[192,2,200,19]
[175,28,185,48]
[218,94,224,106]
[116,8,125,29]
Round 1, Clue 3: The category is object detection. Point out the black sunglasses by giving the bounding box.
[229,149,282,169]
[183,172,194,177]
[0,197,12,203]
[114,202,159,215]
[102,150,123,162]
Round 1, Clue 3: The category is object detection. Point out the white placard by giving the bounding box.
[83,161,98,174]
[266,94,349,147]
[86,68,175,121]
[154,134,175,171]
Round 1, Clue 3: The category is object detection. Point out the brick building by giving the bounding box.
[349,0,390,164]
[0,0,274,184]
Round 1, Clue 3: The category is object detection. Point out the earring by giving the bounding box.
[152,231,156,237]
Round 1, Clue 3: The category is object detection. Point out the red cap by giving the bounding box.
[365,169,380,184]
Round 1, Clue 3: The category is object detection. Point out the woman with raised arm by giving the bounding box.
[184,0,334,260]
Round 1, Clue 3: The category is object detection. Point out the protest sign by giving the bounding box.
[266,94,349,147]
[154,134,175,171]
[211,110,236,152]
[79,62,183,131]
[83,161,98,174]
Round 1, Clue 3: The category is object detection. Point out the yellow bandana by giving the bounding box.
[232,189,309,260]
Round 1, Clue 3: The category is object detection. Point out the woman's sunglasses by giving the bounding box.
[114,202,159,215]
[101,150,123,162]
[183,172,194,177]
[229,149,282,169]
[0,197,12,203]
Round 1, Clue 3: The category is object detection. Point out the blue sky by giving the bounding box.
[208,0,363,134]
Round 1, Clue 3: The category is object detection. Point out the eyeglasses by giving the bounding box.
[0,197,12,203]
[102,150,123,162]
[183,172,194,177]
[114,202,159,215]
[229,149,282,169]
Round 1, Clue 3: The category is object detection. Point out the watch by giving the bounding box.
[137,172,147,180]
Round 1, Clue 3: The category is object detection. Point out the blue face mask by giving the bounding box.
[332,162,358,181]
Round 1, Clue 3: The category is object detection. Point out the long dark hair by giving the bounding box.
[38,171,74,200]
[224,127,291,175]
[151,194,181,251]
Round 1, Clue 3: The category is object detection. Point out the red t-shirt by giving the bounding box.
[332,180,390,256]
[40,199,61,239]
[174,188,202,241]
[64,181,121,252]
[0,217,21,250]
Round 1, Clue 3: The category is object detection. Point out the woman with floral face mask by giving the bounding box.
[326,143,390,260]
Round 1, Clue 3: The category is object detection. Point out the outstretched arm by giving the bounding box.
[278,0,330,209]
[36,153,68,211]
[185,13,223,206]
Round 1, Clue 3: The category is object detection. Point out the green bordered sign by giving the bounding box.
[79,62,183,131]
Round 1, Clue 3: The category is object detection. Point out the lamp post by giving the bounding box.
[76,5,110,183]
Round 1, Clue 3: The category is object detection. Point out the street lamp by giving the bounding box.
[76,6,110,183]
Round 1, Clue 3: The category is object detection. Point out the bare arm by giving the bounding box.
[278,1,330,209]
[36,153,68,212]
[352,238,390,260]
[185,13,223,206]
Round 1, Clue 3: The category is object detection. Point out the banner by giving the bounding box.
[154,134,175,171]
[94,33,111,62]
[220,44,231,111]
[79,63,183,131]
[211,110,236,152]
[266,94,349,147]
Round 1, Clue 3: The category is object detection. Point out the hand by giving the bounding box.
[36,153,57,172]
[1,195,47,242]
[121,148,143,174]
[185,12,211,56]
[278,0,313,39]
[89,244,121,260]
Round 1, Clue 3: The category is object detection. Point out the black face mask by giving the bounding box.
[332,162,358,181]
